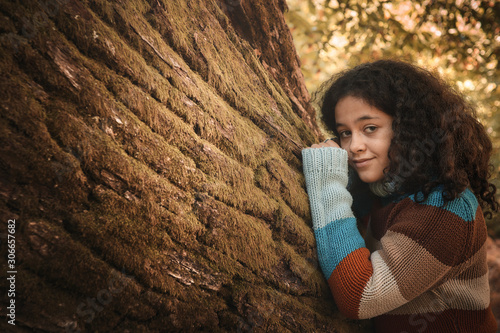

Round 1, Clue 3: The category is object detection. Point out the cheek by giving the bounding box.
[341,137,354,152]
[339,137,348,148]
[378,137,392,157]
[374,139,392,168]
[380,148,392,170]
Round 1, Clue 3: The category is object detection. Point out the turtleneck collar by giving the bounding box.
[369,180,397,197]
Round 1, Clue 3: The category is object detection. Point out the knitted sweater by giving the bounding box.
[302,147,497,333]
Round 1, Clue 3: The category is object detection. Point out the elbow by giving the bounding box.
[338,308,360,320]
[332,296,362,320]
[336,302,377,320]
[334,295,392,320]
[332,293,381,320]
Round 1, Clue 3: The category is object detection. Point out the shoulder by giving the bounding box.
[404,187,479,222]
[384,187,485,266]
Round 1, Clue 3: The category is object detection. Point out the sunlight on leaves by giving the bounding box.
[285,0,500,233]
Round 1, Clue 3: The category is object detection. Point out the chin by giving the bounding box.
[358,173,384,184]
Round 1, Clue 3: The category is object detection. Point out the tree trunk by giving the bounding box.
[0,0,371,332]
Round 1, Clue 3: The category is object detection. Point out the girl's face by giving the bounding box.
[335,96,394,183]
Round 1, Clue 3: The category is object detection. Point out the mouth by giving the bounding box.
[352,157,374,168]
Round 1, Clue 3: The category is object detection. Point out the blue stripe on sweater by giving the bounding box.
[408,188,478,222]
[314,217,366,278]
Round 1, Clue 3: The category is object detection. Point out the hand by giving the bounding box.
[308,138,340,149]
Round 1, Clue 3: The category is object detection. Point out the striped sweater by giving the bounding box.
[302,147,497,333]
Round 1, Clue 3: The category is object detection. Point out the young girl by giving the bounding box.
[302,60,499,332]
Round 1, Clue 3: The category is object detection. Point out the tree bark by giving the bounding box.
[0,0,370,332]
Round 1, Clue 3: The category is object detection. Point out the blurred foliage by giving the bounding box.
[285,0,500,235]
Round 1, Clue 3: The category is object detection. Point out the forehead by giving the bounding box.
[334,96,391,126]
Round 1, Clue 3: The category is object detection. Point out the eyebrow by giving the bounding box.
[335,115,380,128]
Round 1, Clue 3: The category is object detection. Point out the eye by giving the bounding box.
[365,126,377,133]
[339,130,351,138]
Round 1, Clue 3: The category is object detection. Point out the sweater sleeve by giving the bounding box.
[301,147,474,320]
[301,147,366,276]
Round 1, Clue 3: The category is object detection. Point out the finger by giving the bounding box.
[323,140,340,148]
[324,137,340,144]
[308,141,340,149]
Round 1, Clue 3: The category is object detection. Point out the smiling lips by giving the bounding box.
[352,157,375,168]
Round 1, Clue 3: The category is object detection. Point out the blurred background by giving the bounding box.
[285,0,500,237]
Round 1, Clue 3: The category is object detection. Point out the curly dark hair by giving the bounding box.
[316,59,498,216]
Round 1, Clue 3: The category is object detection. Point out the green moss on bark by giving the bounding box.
[0,0,373,332]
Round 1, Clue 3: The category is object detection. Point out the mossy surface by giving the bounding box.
[0,0,372,332]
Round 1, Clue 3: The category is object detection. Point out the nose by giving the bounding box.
[348,132,366,154]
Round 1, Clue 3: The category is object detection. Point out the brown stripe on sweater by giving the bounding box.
[379,230,452,301]
[449,241,488,280]
[381,197,486,266]
[388,273,491,315]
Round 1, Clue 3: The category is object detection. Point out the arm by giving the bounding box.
[302,147,470,319]
[302,146,370,318]
[301,147,365,278]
